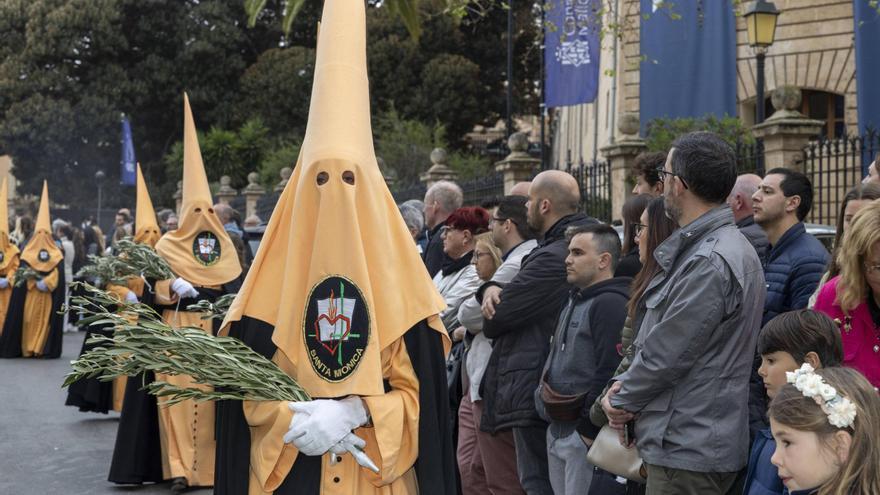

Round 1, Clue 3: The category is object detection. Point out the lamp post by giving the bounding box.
[95,170,106,228]
[744,0,780,126]
[506,0,514,139]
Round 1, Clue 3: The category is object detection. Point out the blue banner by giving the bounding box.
[544,0,601,108]
[853,0,880,172]
[639,0,737,134]
[120,116,137,186]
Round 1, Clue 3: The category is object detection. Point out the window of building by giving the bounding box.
[800,90,846,139]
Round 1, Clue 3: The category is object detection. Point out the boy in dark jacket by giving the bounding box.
[535,224,629,494]
[743,310,843,495]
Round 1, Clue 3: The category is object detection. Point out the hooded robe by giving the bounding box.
[108,163,167,484]
[214,2,455,493]
[0,178,21,333]
[150,94,242,488]
[0,182,65,359]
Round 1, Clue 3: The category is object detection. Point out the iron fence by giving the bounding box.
[803,130,879,225]
[564,150,612,223]
[461,171,505,206]
[734,139,764,175]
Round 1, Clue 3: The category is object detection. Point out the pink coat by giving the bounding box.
[814,276,880,390]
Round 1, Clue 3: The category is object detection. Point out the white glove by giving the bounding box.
[328,433,380,473]
[36,279,49,292]
[0,277,8,289]
[283,397,369,456]
[171,278,198,299]
[125,290,139,303]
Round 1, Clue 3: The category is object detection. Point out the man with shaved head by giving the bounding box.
[509,181,531,197]
[727,173,769,263]
[478,170,596,494]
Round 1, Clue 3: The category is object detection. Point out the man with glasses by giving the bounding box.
[603,132,766,494]
[457,195,537,494]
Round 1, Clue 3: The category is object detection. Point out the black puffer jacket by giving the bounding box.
[478,213,597,433]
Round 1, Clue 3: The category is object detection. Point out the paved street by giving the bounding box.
[0,331,212,495]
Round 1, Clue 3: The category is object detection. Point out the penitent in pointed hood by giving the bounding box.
[21,181,62,272]
[134,164,161,248]
[221,0,449,398]
[154,94,241,287]
[0,178,20,271]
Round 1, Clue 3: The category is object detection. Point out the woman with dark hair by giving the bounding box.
[808,183,880,307]
[82,224,105,256]
[588,196,679,495]
[615,194,652,278]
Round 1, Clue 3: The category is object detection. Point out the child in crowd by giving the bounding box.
[743,310,844,495]
[767,366,880,494]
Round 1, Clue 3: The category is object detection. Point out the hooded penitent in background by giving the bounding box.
[0,178,21,333]
[214,1,455,494]
[0,181,65,359]
[151,94,242,493]
[65,164,162,416]
[107,163,166,485]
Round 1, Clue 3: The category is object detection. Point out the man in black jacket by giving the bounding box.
[478,170,597,495]
[535,223,629,494]
[422,180,463,277]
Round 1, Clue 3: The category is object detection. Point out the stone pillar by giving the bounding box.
[173,180,183,215]
[242,172,265,219]
[751,86,824,172]
[600,113,647,222]
[494,132,541,194]
[419,148,458,188]
[275,167,292,193]
[215,175,238,205]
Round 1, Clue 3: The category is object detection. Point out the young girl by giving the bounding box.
[768,366,880,495]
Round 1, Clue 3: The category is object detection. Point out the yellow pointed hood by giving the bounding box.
[0,178,20,271]
[221,0,448,397]
[154,94,241,286]
[21,181,62,272]
[134,164,161,248]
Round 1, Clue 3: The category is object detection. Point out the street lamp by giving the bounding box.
[95,170,106,228]
[743,0,780,125]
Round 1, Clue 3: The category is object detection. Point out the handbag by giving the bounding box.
[586,424,647,483]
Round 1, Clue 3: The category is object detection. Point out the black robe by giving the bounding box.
[107,280,239,485]
[0,263,65,359]
[214,316,456,495]
[65,309,122,413]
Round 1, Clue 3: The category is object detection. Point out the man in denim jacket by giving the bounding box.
[602,132,766,494]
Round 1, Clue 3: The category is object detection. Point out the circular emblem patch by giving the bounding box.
[192,231,221,266]
[303,276,370,382]
[38,249,49,262]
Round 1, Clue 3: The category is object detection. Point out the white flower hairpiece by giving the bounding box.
[785,363,857,429]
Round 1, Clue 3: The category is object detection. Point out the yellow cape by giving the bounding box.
[221,0,448,398]
[21,181,62,272]
[0,178,20,272]
[154,95,241,287]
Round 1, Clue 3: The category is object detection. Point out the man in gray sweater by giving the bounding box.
[535,223,629,494]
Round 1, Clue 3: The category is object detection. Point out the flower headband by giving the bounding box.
[786,363,857,429]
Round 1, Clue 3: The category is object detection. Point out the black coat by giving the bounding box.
[614,248,642,278]
[479,213,597,432]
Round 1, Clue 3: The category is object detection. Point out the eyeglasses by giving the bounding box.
[865,262,880,275]
[633,223,647,237]
[656,167,689,190]
[473,251,492,259]
[492,216,518,225]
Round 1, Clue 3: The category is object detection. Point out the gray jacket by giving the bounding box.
[610,206,766,473]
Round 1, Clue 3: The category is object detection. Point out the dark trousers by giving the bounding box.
[512,426,553,495]
[645,464,742,495]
